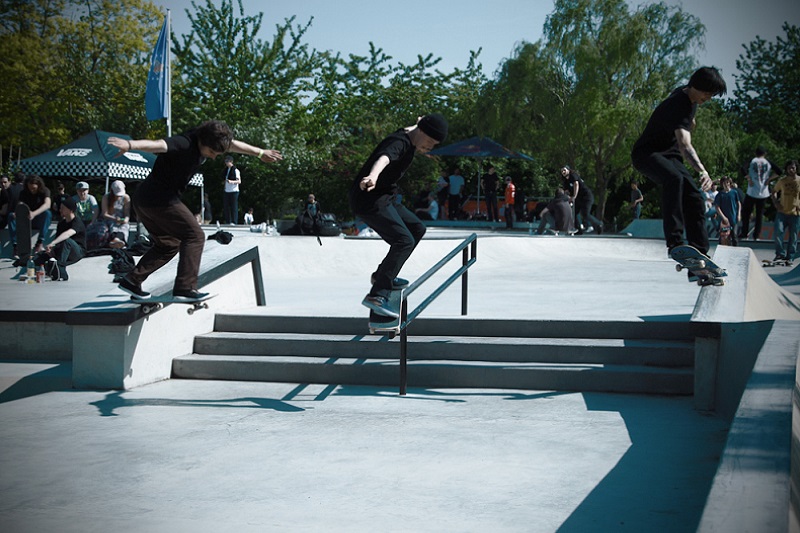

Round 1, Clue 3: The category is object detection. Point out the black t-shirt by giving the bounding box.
[135,130,204,208]
[632,86,696,159]
[19,186,51,211]
[57,215,86,250]
[482,173,499,195]
[349,129,415,212]
[563,171,592,202]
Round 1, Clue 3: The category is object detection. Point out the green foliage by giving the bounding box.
[731,23,800,163]
[0,0,162,158]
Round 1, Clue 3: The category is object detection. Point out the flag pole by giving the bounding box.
[166,9,172,138]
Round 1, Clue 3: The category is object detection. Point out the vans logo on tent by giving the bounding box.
[58,148,92,157]
[122,151,149,163]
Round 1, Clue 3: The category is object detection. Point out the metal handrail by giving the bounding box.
[393,233,478,395]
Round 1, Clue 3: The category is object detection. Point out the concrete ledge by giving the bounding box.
[698,320,799,532]
[69,244,266,389]
[692,247,800,323]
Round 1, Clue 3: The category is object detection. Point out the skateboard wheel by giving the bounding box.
[187,308,195,315]
[675,264,683,272]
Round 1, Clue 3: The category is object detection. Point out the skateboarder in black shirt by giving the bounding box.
[631,66,727,256]
[349,114,448,317]
[108,120,281,300]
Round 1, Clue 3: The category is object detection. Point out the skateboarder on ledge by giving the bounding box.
[631,66,727,264]
[349,113,448,317]
[108,120,282,301]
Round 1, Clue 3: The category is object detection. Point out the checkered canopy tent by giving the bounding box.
[20,130,203,188]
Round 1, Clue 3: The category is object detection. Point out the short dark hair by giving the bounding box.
[688,67,727,96]
[755,146,766,157]
[786,160,798,172]
[196,120,234,153]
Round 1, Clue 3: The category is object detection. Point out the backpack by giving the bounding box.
[85,220,110,250]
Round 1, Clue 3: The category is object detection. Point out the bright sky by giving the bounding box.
[157,0,799,86]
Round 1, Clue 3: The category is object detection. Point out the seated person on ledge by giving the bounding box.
[40,195,86,281]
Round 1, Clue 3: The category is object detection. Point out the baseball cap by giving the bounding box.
[61,195,77,212]
[111,180,125,195]
[76,181,89,190]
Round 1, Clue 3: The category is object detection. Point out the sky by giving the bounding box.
[156,0,799,86]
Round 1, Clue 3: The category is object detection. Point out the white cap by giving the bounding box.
[76,181,89,190]
[111,180,125,195]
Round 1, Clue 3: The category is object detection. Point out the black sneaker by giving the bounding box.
[118,276,150,299]
[370,273,410,290]
[172,289,209,302]
[361,294,400,318]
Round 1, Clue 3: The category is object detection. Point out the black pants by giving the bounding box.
[448,194,461,220]
[740,195,767,240]
[129,201,206,292]
[632,152,709,254]
[355,194,425,299]
[54,238,84,267]
[223,191,239,224]
[485,192,498,221]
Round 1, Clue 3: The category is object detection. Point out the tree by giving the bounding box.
[475,0,706,222]
[731,23,800,159]
[0,0,163,158]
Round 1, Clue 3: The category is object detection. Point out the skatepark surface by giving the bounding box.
[1,227,799,532]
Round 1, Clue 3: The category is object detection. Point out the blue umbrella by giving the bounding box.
[428,136,533,160]
[428,136,533,216]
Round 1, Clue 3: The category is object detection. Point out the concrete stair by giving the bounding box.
[172,315,716,395]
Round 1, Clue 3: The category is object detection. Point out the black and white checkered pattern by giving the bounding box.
[21,159,203,186]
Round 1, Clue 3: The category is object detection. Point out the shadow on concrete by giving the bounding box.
[89,390,306,417]
[0,363,73,405]
[329,385,573,404]
[556,392,729,532]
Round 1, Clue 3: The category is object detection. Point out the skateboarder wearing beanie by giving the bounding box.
[350,113,448,317]
[108,120,282,301]
[631,66,727,257]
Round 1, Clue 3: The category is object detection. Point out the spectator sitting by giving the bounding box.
[537,187,573,235]
[18,174,53,254]
[40,195,86,281]
[51,181,69,215]
[101,180,131,249]
[73,181,99,225]
[414,190,439,221]
[244,207,255,225]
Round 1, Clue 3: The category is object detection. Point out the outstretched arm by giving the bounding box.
[229,139,282,163]
[107,137,168,155]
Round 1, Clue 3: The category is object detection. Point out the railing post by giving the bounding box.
[461,247,468,316]
[399,297,408,396]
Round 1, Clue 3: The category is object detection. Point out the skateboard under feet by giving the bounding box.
[136,293,216,315]
[366,288,403,337]
[670,245,727,286]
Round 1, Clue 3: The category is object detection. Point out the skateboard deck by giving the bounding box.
[135,293,217,315]
[367,289,403,337]
[15,203,32,258]
[670,245,727,286]
[762,258,793,268]
[718,226,732,246]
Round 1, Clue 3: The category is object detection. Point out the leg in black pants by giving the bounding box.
[633,153,709,254]
[357,194,425,299]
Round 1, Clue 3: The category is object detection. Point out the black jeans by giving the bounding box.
[223,191,239,224]
[354,194,425,299]
[632,152,709,254]
[740,195,767,240]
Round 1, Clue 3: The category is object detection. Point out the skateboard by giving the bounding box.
[718,226,732,246]
[367,289,403,337]
[15,203,32,259]
[670,245,727,286]
[762,258,794,268]
[135,293,217,315]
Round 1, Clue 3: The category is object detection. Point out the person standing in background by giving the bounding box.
[222,155,241,224]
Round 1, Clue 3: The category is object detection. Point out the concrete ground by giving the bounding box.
[1,228,798,532]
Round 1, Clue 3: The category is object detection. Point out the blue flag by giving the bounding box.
[145,16,168,121]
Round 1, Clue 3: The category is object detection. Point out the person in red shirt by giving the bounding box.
[504,176,515,229]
